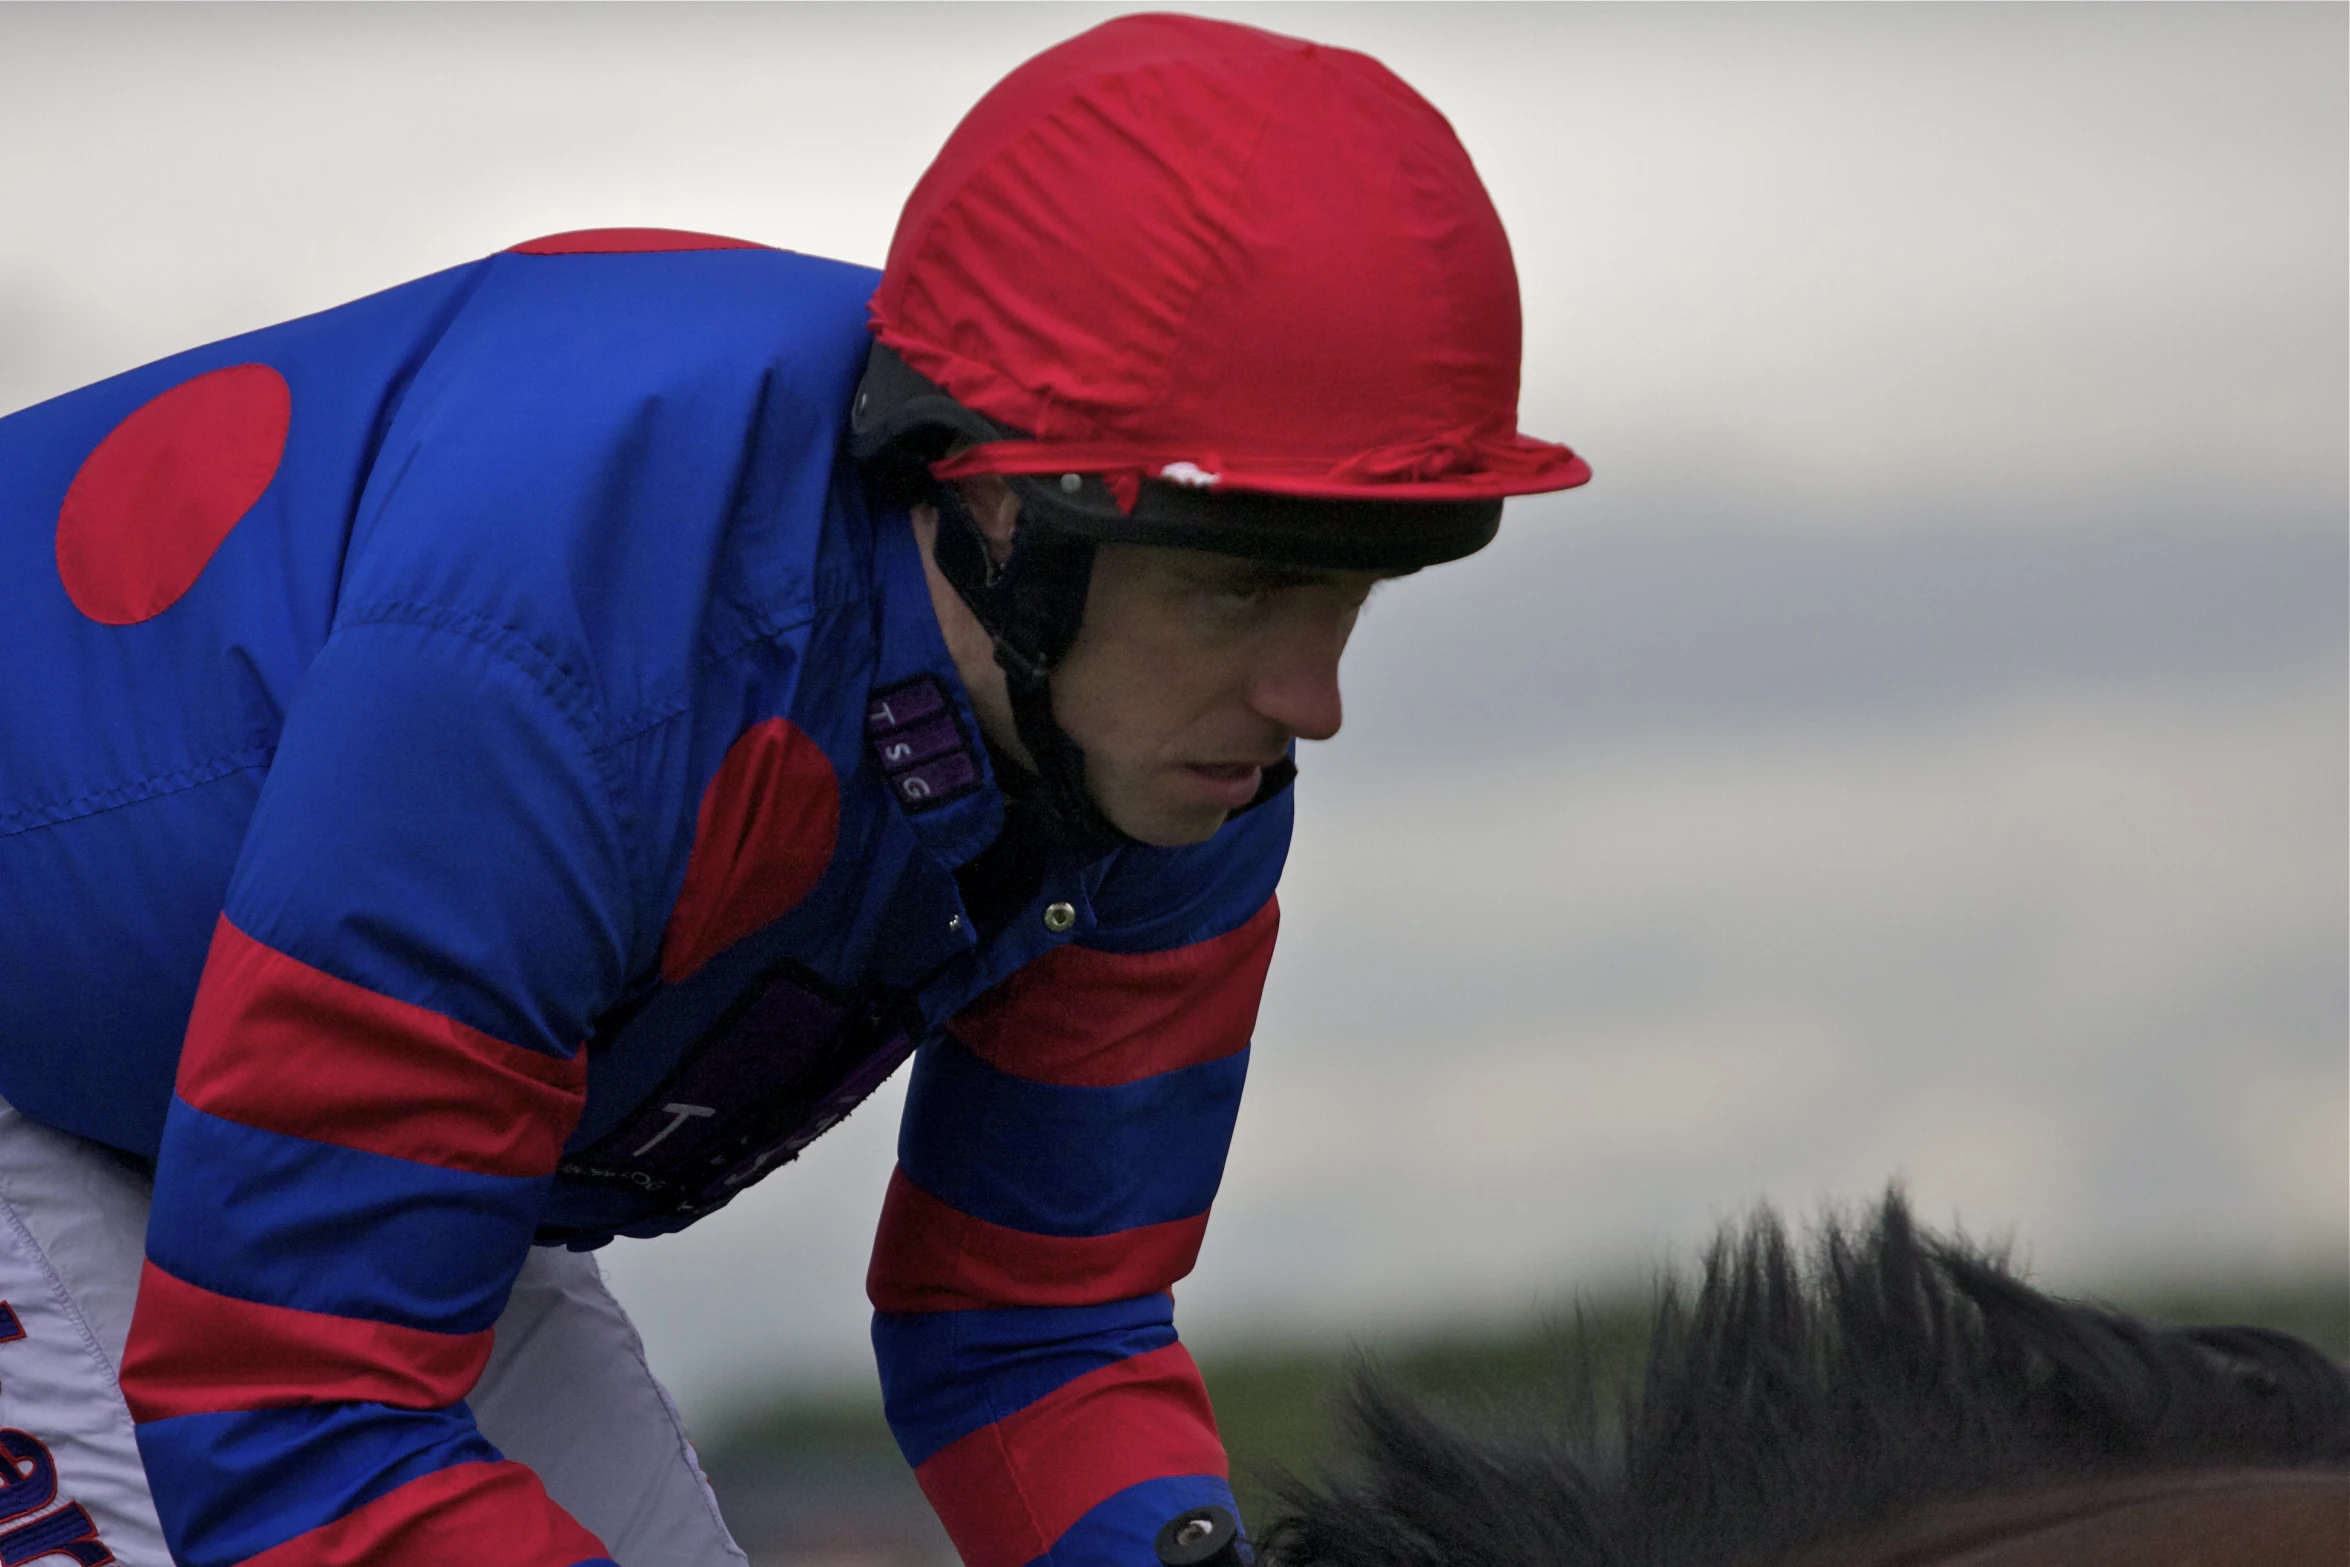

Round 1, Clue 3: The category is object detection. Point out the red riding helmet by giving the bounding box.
[850,12,1589,848]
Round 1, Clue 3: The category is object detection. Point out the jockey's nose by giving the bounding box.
[1247,621,1347,743]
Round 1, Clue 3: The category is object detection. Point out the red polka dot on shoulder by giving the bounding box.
[55,363,292,626]
[505,229,771,256]
[660,719,842,983]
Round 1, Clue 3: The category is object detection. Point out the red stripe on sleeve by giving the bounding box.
[867,1168,1209,1313]
[177,917,587,1177]
[238,1459,608,1567]
[946,899,1278,1087]
[913,1343,1226,1567]
[120,1262,493,1423]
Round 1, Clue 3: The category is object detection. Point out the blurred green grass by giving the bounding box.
[702,1273,2346,1539]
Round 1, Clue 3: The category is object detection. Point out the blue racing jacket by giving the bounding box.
[0,230,1286,1567]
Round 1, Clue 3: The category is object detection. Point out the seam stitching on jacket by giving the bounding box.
[0,744,274,841]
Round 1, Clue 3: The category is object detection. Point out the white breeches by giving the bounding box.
[0,1100,749,1567]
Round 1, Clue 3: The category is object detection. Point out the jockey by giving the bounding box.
[0,14,1587,1567]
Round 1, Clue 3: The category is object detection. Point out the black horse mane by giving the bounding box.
[1259,1193,2350,1567]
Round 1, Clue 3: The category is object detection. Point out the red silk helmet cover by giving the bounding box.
[871,13,1589,503]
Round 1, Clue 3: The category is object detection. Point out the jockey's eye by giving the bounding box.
[1209,579,1277,613]
[1197,563,1325,607]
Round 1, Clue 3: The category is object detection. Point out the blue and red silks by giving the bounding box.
[0,231,1286,1567]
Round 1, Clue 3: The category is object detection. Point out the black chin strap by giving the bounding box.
[929,480,1301,864]
[930,481,1134,861]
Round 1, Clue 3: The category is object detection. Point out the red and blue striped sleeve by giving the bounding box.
[868,884,1281,1567]
[120,612,639,1567]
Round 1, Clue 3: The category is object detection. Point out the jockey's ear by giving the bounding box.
[948,472,1020,566]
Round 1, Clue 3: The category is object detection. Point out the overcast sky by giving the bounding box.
[4,3,2341,1425]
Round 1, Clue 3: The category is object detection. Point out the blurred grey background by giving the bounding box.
[4,0,2341,1440]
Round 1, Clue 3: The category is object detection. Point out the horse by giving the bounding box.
[1223,1194,2347,1567]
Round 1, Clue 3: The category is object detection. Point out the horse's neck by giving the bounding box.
[1791,1467,2349,1567]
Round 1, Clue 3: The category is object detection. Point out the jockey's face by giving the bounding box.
[913,476,1390,846]
[1056,542,1386,844]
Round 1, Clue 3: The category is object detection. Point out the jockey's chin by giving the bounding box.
[1084,761,1263,848]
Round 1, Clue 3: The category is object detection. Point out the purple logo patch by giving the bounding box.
[556,962,917,1223]
[867,677,980,811]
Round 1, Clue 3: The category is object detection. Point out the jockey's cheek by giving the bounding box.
[1050,562,1387,847]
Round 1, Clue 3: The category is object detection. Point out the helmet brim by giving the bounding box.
[1004,470,1500,572]
[852,341,1507,571]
